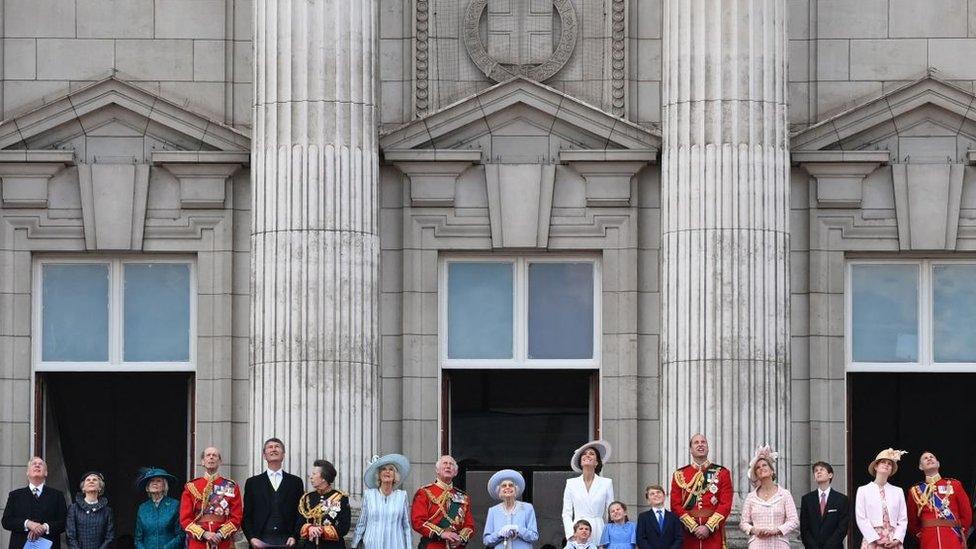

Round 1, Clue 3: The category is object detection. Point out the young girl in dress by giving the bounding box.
[600,501,636,549]
[565,520,597,549]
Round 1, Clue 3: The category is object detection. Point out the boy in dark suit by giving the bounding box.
[1,456,68,549]
[243,438,304,548]
[637,485,683,549]
[799,461,850,549]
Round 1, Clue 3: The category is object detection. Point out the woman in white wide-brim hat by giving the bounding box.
[561,440,614,544]
[855,448,909,549]
[483,469,538,549]
[350,454,412,549]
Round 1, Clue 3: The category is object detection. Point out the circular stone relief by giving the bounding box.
[461,0,579,83]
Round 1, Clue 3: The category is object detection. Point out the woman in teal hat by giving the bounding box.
[350,454,412,549]
[133,467,183,549]
[483,469,538,549]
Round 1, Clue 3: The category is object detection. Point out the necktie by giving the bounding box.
[657,510,664,530]
[819,492,827,516]
[32,488,40,499]
[271,472,280,491]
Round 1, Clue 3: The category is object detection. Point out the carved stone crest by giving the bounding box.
[462,0,578,83]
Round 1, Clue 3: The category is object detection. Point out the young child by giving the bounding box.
[565,519,598,549]
[600,501,637,549]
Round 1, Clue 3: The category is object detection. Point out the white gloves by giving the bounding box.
[497,525,519,539]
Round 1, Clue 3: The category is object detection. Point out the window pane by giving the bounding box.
[448,262,513,359]
[933,265,976,362]
[851,264,918,362]
[42,264,109,362]
[528,262,594,359]
[124,263,191,362]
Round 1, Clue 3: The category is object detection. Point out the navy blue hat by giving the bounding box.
[136,467,176,492]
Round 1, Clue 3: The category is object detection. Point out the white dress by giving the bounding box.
[561,474,615,543]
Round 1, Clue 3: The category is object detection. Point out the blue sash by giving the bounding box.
[917,481,963,541]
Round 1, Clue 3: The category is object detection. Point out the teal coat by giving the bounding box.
[134,497,183,549]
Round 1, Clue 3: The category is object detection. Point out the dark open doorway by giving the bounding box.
[848,372,976,548]
[39,373,192,549]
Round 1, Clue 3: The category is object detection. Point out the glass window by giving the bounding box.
[528,262,594,359]
[124,263,191,362]
[42,264,109,362]
[447,262,514,359]
[933,264,976,363]
[851,264,919,363]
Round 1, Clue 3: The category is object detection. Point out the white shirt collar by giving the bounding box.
[652,506,666,513]
[266,469,282,477]
[819,487,831,498]
[29,483,44,493]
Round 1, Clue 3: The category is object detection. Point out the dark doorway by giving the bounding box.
[445,369,596,549]
[848,373,976,548]
[41,373,192,549]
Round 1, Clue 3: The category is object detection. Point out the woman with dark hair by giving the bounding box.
[66,472,115,549]
[134,467,183,549]
[562,440,615,544]
[297,460,351,549]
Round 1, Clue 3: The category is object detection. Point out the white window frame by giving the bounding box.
[846,259,976,372]
[439,254,602,370]
[33,256,197,372]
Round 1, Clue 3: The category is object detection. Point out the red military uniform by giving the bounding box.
[907,475,972,549]
[180,474,243,549]
[411,480,475,548]
[670,462,733,549]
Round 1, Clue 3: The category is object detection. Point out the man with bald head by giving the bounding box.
[669,434,732,549]
[907,451,972,549]
[180,446,243,549]
[411,455,475,548]
[1,457,67,549]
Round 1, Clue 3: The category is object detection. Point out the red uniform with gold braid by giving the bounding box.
[670,462,733,549]
[410,480,475,548]
[907,475,973,549]
[179,474,243,549]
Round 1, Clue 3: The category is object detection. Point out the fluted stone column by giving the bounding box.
[660,1,790,497]
[251,0,379,502]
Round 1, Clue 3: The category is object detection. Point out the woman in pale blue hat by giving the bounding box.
[133,467,183,549]
[483,469,538,549]
[350,454,412,549]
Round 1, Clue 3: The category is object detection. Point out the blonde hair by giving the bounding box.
[375,464,402,488]
[146,478,169,495]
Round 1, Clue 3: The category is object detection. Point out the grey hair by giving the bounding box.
[375,464,402,488]
[146,478,169,495]
[495,480,521,499]
[80,474,106,496]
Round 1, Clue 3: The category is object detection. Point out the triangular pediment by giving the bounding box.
[380,77,659,154]
[0,76,249,153]
[792,71,976,155]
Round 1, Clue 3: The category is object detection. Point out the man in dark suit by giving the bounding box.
[1,456,68,549]
[243,438,304,548]
[637,484,683,549]
[800,461,851,549]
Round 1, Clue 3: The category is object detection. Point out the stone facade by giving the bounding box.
[1,1,976,548]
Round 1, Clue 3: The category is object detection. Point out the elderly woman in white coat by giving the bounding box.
[855,448,909,549]
[562,440,614,544]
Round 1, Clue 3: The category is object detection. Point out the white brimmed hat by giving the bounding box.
[363,454,411,489]
[868,448,907,477]
[570,440,612,473]
[487,469,525,500]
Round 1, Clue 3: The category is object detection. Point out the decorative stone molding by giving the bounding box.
[153,151,248,209]
[892,162,965,251]
[386,149,481,207]
[610,0,626,116]
[561,149,655,207]
[415,0,430,115]
[461,0,578,83]
[0,150,74,208]
[485,162,556,248]
[794,150,890,208]
[77,162,150,251]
